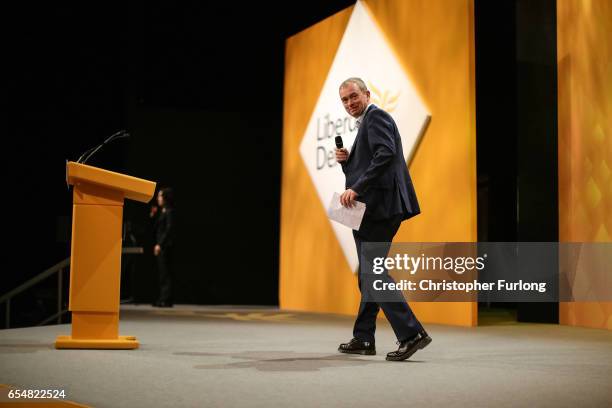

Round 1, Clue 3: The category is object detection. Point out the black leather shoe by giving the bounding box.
[386,330,432,361]
[338,338,376,355]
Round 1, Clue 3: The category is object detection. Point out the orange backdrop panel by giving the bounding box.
[557,0,612,330]
[280,0,477,326]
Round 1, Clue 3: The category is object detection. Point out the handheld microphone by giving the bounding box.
[335,135,343,149]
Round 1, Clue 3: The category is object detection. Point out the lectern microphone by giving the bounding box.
[76,130,131,164]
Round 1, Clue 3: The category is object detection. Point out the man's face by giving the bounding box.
[339,82,370,118]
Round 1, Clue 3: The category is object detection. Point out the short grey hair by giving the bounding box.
[339,77,368,92]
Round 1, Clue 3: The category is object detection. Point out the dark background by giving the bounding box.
[4,1,354,316]
[4,0,558,326]
[475,0,558,322]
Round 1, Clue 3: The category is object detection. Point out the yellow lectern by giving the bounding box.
[55,162,156,349]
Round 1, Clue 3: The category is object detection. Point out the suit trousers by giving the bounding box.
[156,248,174,303]
[352,215,424,343]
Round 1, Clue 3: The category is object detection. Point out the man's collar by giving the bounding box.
[355,103,374,128]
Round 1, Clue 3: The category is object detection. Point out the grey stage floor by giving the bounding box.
[0,305,611,408]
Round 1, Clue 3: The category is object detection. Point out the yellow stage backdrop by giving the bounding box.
[280,0,477,326]
[557,0,612,330]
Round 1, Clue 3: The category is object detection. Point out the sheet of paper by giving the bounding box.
[327,192,366,231]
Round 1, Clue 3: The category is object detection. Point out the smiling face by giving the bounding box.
[339,81,370,118]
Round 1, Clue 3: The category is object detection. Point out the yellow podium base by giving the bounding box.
[55,335,139,350]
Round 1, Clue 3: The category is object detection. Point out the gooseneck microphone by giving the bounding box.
[76,130,131,164]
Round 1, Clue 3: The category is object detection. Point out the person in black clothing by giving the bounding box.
[120,220,139,304]
[150,187,176,308]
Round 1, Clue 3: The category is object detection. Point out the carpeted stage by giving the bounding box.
[0,305,611,407]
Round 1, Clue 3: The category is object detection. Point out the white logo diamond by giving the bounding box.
[299,1,431,271]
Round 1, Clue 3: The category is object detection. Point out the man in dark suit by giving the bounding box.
[335,77,431,361]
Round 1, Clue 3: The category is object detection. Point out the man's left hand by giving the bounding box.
[340,189,358,208]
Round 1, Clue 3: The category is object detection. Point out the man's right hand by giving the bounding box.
[335,148,349,163]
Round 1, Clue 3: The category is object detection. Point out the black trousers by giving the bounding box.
[352,215,424,343]
[156,248,174,303]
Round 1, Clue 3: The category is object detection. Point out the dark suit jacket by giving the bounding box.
[341,104,420,221]
[154,207,176,250]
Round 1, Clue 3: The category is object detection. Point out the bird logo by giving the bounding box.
[368,81,400,112]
